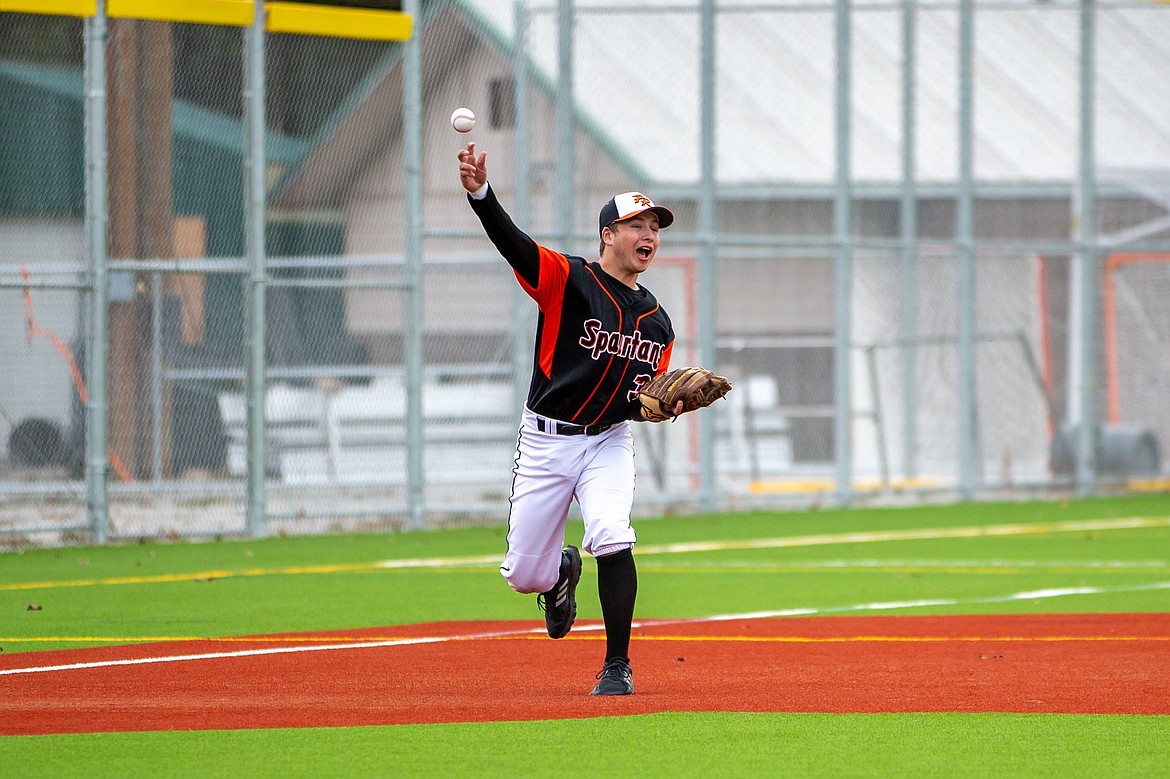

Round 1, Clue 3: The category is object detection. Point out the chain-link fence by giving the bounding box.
[2,0,1169,547]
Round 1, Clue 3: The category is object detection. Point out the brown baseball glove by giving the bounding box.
[638,367,733,422]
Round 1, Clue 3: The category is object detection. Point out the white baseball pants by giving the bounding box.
[499,408,638,594]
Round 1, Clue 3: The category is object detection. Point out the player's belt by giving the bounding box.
[535,417,617,437]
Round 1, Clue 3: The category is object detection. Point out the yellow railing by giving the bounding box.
[0,0,413,40]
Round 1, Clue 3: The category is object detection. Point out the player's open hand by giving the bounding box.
[458,142,488,194]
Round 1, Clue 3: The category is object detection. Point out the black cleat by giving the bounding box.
[589,656,634,696]
[537,545,581,639]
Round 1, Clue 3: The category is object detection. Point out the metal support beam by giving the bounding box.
[244,0,268,536]
[833,0,854,505]
[1075,0,1099,495]
[697,0,718,509]
[403,0,425,529]
[512,0,534,419]
[899,0,919,483]
[956,0,977,499]
[83,0,110,542]
[555,0,575,249]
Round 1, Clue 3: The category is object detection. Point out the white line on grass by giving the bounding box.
[642,559,1170,570]
[4,579,1168,678]
[375,555,499,569]
[634,579,1170,627]
[633,515,1170,556]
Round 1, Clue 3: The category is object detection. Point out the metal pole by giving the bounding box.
[698,0,718,509]
[84,0,110,542]
[403,0,426,529]
[899,0,919,483]
[244,1,268,536]
[866,345,891,488]
[697,0,716,507]
[956,0,977,499]
[555,0,574,248]
[150,271,163,486]
[833,0,853,505]
[512,0,533,418]
[1075,0,1098,495]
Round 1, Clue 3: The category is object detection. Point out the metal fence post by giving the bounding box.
[245,0,268,537]
[404,0,425,530]
[833,0,854,505]
[957,0,977,499]
[899,0,919,484]
[512,0,534,418]
[1075,0,1099,495]
[555,0,574,248]
[84,0,110,543]
[698,0,718,510]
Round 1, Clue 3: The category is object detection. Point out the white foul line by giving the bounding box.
[0,627,548,677]
[4,579,1169,678]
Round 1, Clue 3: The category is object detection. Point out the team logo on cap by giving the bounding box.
[601,191,673,236]
[617,193,654,216]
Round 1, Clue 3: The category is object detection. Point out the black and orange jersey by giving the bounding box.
[470,185,674,426]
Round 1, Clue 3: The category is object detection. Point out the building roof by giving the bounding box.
[457,0,1170,188]
[0,59,308,163]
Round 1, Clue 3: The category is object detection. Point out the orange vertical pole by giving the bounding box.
[1102,253,1120,425]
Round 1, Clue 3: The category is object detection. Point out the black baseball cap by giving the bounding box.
[598,192,674,237]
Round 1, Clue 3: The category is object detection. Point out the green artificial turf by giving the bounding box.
[2,494,1168,778]
[3,713,1167,778]
[3,495,1168,652]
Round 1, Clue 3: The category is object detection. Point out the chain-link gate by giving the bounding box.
[3,0,1169,548]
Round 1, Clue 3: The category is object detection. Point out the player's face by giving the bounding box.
[604,214,660,279]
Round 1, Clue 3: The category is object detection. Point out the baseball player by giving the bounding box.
[458,141,681,696]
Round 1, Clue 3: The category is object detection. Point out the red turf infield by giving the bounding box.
[2,613,1168,736]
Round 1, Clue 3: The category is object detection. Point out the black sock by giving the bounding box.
[596,547,637,662]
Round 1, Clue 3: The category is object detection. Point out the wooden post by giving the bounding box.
[105,18,174,479]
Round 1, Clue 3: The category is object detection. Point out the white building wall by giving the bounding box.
[0,219,83,459]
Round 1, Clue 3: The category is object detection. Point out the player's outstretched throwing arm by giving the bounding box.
[457,142,541,290]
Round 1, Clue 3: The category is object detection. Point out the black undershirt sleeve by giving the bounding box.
[468,185,541,290]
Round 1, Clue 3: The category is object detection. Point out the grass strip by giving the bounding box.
[2,712,1167,778]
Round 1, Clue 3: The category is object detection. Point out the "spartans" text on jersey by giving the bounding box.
[578,319,666,366]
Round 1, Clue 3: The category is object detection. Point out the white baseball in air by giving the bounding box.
[450,107,476,133]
